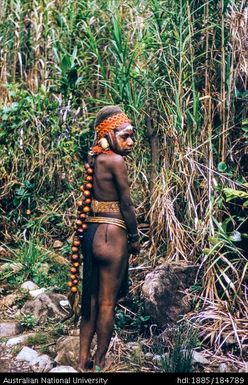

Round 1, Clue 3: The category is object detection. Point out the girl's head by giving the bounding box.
[92,106,134,156]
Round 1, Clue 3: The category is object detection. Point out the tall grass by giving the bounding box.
[0,0,247,353]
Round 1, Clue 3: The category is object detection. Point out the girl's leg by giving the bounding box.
[79,262,99,370]
[92,224,128,368]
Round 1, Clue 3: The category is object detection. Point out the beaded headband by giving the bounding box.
[92,112,131,155]
[95,112,131,139]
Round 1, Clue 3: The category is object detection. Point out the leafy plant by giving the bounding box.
[115,298,151,334]
[5,240,69,292]
[26,333,49,346]
[20,315,38,330]
[154,323,199,373]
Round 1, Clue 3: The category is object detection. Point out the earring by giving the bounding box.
[99,137,109,150]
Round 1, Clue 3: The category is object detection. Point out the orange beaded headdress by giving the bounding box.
[96,112,131,139]
[91,109,131,155]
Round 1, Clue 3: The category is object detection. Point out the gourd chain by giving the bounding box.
[67,163,94,293]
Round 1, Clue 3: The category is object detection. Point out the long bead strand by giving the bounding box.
[67,163,94,293]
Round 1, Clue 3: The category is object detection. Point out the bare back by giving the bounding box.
[92,153,122,202]
[90,151,138,238]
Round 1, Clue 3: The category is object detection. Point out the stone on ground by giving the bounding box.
[55,336,79,367]
[142,263,198,326]
[0,322,22,338]
[21,281,39,291]
[192,351,209,365]
[16,347,39,363]
[6,333,35,346]
[21,292,69,324]
[31,354,54,372]
[29,288,47,298]
[53,240,63,249]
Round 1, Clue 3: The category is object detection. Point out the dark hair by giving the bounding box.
[94,105,123,128]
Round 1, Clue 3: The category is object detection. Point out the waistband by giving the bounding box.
[91,199,120,213]
[85,216,126,230]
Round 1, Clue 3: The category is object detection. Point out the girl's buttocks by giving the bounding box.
[92,223,128,262]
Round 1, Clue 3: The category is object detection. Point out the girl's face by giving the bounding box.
[109,124,134,155]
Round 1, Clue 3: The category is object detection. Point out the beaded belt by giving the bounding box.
[85,216,126,230]
[91,199,120,213]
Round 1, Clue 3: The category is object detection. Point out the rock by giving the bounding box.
[16,347,39,363]
[192,351,209,365]
[29,288,47,298]
[21,281,39,291]
[31,354,54,372]
[60,300,70,308]
[50,366,78,373]
[55,336,80,367]
[53,240,63,249]
[0,322,22,337]
[142,263,198,326]
[21,292,69,324]
[145,352,153,360]
[218,363,228,373]
[152,355,162,364]
[6,333,35,346]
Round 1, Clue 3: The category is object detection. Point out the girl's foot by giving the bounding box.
[78,358,94,371]
[94,359,106,371]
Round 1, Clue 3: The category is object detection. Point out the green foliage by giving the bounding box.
[218,162,228,173]
[14,289,30,307]
[20,315,38,330]
[6,240,68,292]
[223,188,248,203]
[40,345,50,354]
[115,298,151,334]
[154,323,199,373]
[16,241,48,276]
[26,333,49,346]
[51,323,65,337]
[115,309,131,329]
[199,183,248,308]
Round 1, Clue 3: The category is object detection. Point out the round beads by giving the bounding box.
[68,162,94,293]
[85,183,93,189]
[83,206,90,213]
